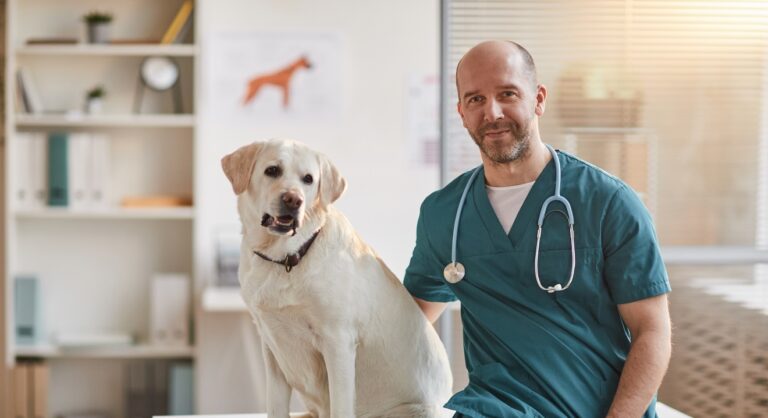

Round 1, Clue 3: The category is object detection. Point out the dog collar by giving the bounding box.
[254,229,321,273]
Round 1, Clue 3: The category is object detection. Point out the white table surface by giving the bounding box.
[157,402,690,418]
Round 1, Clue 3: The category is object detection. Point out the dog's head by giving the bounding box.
[221,139,347,236]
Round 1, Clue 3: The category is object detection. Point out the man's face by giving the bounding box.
[456,52,544,164]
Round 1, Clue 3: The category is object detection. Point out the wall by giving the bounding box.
[195,0,439,412]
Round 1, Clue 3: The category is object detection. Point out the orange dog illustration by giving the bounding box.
[243,55,312,108]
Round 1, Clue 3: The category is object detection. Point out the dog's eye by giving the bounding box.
[302,174,314,185]
[264,166,282,177]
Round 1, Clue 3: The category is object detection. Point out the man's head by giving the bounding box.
[456,40,547,164]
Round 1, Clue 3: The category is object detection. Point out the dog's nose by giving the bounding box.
[282,192,303,210]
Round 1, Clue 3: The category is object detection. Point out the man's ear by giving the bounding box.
[318,153,347,205]
[221,142,263,195]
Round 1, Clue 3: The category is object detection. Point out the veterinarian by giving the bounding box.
[404,40,672,418]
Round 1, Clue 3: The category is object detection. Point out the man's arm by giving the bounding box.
[413,297,448,324]
[606,293,672,418]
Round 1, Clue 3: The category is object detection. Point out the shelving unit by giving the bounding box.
[4,0,198,416]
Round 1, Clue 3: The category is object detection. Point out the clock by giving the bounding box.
[134,56,183,113]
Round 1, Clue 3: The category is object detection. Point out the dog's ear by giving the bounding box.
[318,153,347,205]
[221,142,263,195]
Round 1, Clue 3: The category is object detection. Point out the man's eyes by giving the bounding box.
[501,90,518,98]
[468,96,483,104]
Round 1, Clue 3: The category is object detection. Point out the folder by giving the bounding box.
[47,132,68,207]
[168,362,194,414]
[12,363,29,418]
[31,362,48,418]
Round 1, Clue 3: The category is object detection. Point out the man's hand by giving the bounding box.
[606,294,672,418]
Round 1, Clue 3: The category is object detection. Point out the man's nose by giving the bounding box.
[282,191,303,210]
[483,99,504,122]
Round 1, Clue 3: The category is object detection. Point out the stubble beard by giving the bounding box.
[470,119,532,164]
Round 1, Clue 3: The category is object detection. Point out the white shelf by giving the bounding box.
[17,44,197,57]
[15,207,195,220]
[15,344,195,359]
[15,113,196,128]
[662,246,768,265]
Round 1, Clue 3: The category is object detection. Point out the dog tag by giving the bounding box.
[443,262,465,283]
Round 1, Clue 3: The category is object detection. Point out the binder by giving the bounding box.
[168,362,194,415]
[47,132,69,207]
[150,274,190,347]
[89,134,110,208]
[14,276,41,346]
[67,133,90,209]
[13,133,32,209]
[30,133,49,209]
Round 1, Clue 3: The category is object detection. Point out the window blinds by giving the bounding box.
[441,0,768,245]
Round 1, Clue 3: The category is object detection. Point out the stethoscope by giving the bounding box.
[443,144,576,293]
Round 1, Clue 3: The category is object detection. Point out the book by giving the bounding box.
[121,195,192,208]
[26,38,78,45]
[47,132,68,206]
[168,362,194,414]
[17,68,43,114]
[161,0,193,44]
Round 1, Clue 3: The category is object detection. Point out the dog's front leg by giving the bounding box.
[262,341,292,418]
[321,336,357,418]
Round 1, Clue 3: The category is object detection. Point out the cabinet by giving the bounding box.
[4,0,198,416]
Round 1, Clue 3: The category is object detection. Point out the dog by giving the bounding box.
[221,139,453,418]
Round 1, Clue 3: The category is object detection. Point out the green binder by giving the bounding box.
[47,132,68,206]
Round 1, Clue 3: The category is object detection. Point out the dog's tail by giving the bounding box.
[369,403,443,418]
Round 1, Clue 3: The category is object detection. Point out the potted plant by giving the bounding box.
[83,11,113,44]
[85,85,106,114]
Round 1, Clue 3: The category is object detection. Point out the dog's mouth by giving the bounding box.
[261,213,298,235]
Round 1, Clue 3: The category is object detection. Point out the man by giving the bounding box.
[404,40,672,418]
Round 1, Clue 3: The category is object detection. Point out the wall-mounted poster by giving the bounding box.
[204,32,342,126]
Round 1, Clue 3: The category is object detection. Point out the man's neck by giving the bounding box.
[482,141,551,187]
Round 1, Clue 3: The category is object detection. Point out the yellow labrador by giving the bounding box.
[221,139,452,418]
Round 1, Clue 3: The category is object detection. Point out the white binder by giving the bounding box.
[150,274,190,347]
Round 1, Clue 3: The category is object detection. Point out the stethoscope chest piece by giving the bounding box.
[443,262,465,283]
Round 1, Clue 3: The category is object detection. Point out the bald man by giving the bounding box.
[404,41,672,417]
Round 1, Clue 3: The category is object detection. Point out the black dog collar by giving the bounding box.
[254,230,321,273]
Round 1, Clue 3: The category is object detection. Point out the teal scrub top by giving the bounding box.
[404,150,671,418]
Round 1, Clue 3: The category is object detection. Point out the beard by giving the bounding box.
[469,118,532,164]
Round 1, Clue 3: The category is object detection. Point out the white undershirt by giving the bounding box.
[486,181,535,234]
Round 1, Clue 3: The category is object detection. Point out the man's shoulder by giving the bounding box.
[420,166,481,213]
[559,150,629,197]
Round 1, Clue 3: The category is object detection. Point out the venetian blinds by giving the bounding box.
[441,0,768,246]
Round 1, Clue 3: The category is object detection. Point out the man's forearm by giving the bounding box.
[606,329,671,418]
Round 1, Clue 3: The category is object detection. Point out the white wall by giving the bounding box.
[195,0,439,412]
[195,0,440,289]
